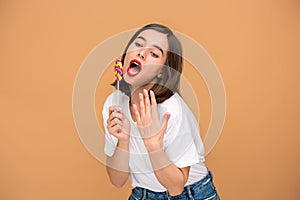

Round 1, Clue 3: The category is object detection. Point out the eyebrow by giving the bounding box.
[136,36,164,56]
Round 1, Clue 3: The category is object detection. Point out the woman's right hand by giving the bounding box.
[107,106,130,142]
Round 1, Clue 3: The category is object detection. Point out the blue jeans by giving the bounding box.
[128,170,220,200]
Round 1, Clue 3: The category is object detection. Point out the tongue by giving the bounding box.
[128,66,140,76]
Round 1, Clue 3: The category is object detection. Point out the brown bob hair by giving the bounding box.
[113,23,183,103]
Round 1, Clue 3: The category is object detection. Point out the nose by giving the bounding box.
[137,48,147,60]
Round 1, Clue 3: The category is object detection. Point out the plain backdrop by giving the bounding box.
[1,0,299,199]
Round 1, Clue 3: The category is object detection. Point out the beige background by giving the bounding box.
[1,0,300,199]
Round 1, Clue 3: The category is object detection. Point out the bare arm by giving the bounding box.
[147,148,190,196]
[105,106,130,188]
[106,140,129,188]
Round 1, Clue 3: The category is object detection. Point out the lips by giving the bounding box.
[127,59,142,76]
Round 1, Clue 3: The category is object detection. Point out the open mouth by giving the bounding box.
[127,59,142,76]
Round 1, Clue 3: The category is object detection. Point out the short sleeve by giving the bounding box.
[161,94,200,168]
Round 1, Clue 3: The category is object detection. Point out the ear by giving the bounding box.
[157,73,163,79]
[157,69,163,78]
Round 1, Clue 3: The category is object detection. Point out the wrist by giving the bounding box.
[144,139,163,152]
[117,140,129,150]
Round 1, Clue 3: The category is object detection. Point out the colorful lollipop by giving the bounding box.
[114,59,123,105]
[114,59,123,81]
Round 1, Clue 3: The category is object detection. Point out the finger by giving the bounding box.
[149,90,158,117]
[161,113,171,133]
[149,90,157,107]
[143,89,151,118]
[108,106,121,115]
[108,106,116,115]
[111,111,123,121]
[132,103,141,125]
[109,124,122,135]
[109,109,128,128]
[107,118,121,129]
[112,118,123,126]
[107,120,118,131]
[116,110,128,122]
[108,112,122,125]
[139,93,145,119]
[108,111,123,125]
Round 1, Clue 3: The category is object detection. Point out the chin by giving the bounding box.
[124,75,156,89]
[123,75,133,84]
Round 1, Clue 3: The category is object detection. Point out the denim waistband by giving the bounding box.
[170,170,213,199]
[131,169,213,200]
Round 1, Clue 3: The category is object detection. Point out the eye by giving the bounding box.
[151,51,159,58]
[134,42,142,47]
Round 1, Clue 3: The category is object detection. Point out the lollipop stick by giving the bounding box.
[117,81,119,106]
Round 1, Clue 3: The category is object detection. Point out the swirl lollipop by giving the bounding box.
[114,59,123,81]
[114,59,123,105]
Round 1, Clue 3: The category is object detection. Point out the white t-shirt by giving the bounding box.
[103,91,208,192]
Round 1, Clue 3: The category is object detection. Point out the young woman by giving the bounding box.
[103,24,220,200]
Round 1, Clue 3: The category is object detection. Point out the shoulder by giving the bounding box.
[160,93,200,149]
[103,90,128,105]
[159,93,198,128]
[102,92,114,111]
[158,93,186,117]
[102,91,128,114]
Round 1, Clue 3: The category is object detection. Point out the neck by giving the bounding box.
[130,83,155,107]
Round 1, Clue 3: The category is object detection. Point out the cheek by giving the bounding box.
[142,64,163,76]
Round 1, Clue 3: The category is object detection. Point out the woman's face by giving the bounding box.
[123,29,168,89]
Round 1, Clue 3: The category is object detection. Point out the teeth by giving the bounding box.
[130,62,139,67]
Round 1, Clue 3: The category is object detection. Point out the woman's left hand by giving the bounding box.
[132,89,171,152]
